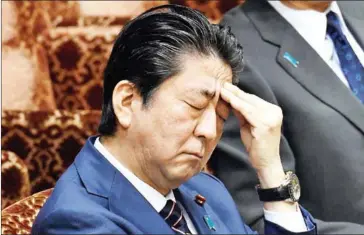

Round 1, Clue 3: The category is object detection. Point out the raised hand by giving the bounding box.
[220,82,298,212]
[220,82,283,173]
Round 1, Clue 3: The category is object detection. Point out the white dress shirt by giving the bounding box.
[94,137,307,233]
[269,1,364,88]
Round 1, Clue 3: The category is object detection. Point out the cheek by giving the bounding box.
[144,103,198,158]
[158,104,197,139]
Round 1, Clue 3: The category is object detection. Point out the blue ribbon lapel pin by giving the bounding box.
[203,215,216,231]
[283,52,299,68]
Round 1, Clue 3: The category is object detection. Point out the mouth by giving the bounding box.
[184,152,203,159]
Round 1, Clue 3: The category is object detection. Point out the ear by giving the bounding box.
[112,80,138,129]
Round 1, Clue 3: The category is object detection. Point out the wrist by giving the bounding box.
[256,161,285,189]
[263,201,298,212]
[257,163,298,212]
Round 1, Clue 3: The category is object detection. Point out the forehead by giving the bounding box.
[173,55,233,90]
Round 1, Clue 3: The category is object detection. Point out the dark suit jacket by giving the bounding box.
[31,136,316,234]
[211,0,364,233]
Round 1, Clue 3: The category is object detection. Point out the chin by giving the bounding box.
[169,168,200,186]
[180,170,198,182]
[164,159,203,185]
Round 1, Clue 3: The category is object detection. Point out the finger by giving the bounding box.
[221,87,264,128]
[223,83,271,107]
[223,83,282,127]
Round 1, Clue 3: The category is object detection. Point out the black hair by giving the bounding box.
[98,4,244,136]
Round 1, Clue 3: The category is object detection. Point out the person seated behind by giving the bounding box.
[212,0,364,233]
[32,4,316,234]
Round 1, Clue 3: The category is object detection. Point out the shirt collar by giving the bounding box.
[94,137,175,212]
[268,1,345,54]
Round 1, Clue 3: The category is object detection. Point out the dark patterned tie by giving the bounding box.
[159,199,192,234]
[326,11,364,103]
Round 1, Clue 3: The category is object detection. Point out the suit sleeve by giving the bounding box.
[31,208,127,235]
[264,205,316,234]
[211,15,364,233]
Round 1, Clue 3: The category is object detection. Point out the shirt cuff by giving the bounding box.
[264,204,307,232]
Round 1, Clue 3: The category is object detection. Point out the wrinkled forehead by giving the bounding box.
[172,55,233,97]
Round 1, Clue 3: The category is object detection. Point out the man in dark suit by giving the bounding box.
[32,4,317,235]
[213,0,364,233]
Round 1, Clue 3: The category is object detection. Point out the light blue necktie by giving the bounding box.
[326,11,364,103]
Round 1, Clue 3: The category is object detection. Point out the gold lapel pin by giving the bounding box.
[195,194,206,206]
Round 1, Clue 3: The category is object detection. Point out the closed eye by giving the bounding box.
[184,101,204,111]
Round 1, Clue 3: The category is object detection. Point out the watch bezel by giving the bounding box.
[286,171,301,202]
[255,171,301,202]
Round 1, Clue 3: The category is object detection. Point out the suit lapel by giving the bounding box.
[244,0,364,135]
[75,137,174,234]
[108,172,175,234]
[243,0,285,46]
[176,185,230,234]
[276,15,364,135]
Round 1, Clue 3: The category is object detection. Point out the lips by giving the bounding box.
[185,152,203,159]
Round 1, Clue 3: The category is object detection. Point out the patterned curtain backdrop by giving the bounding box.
[3,1,80,49]
[169,0,245,22]
[3,0,244,47]
[1,151,31,209]
[38,27,120,110]
[2,44,56,111]
[1,110,101,194]
[77,1,244,26]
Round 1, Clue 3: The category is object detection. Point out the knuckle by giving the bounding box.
[267,124,276,132]
[273,106,283,118]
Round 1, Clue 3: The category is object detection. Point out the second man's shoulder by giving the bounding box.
[221,4,249,27]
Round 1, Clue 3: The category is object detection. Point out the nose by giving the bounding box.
[194,105,217,141]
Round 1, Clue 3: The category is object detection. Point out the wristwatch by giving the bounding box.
[256,171,301,202]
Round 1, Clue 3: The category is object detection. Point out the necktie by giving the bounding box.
[326,11,364,103]
[159,199,192,235]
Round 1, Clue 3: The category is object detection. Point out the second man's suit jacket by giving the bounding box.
[212,0,364,234]
[31,137,316,234]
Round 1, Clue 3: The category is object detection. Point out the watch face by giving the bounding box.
[289,174,301,201]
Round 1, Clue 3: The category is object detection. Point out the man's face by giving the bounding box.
[130,55,232,190]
